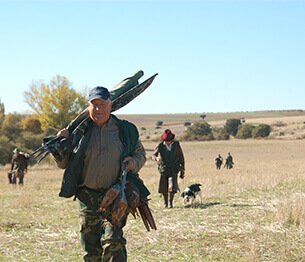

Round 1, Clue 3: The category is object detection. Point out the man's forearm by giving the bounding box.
[131,140,146,173]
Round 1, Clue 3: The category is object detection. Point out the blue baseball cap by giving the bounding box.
[88,86,111,101]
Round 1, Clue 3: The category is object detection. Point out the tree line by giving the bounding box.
[0,75,86,165]
[182,118,271,141]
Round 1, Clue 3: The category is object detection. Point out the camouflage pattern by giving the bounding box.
[78,188,128,262]
[66,72,158,134]
[110,70,143,98]
[111,73,158,112]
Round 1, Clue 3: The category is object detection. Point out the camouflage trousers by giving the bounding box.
[78,188,128,262]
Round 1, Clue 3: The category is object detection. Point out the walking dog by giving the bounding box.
[181,183,202,207]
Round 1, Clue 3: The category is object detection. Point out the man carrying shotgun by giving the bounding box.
[55,86,150,262]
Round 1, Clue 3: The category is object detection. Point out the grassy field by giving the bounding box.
[1,137,305,261]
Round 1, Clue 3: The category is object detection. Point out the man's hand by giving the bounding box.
[156,156,162,164]
[123,156,136,172]
[152,155,161,164]
[179,170,185,179]
[57,128,69,138]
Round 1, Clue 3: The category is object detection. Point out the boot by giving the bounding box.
[169,193,174,208]
[162,193,168,208]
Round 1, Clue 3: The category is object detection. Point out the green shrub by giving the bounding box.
[0,136,17,165]
[184,121,213,141]
[156,120,163,127]
[185,121,212,136]
[252,124,271,138]
[212,127,230,140]
[18,132,45,151]
[224,119,241,136]
[1,113,23,140]
[44,127,58,136]
[200,114,206,120]
[236,124,255,139]
[21,116,43,134]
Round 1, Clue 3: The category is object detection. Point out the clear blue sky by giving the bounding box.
[1,0,305,114]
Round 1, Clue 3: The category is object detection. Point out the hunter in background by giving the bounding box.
[224,152,234,169]
[215,154,223,170]
[8,148,30,185]
[152,129,185,208]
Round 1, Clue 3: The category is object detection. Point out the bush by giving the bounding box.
[186,121,212,136]
[199,114,206,120]
[22,116,43,134]
[0,136,17,165]
[183,121,214,141]
[44,127,58,136]
[224,119,241,136]
[252,124,271,138]
[1,113,23,140]
[156,120,163,127]
[236,124,255,139]
[212,127,230,140]
[18,132,45,151]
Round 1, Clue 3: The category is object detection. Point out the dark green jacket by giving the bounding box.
[58,115,149,199]
[153,141,185,175]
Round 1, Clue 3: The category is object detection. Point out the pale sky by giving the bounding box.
[0,0,305,114]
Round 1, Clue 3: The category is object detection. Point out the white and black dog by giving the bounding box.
[181,183,202,207]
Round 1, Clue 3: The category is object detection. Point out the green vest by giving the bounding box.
[157,141,181,174]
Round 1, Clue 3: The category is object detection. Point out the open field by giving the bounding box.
[118,110,305,127]
[1,138,305,261]
[118,110,305,141]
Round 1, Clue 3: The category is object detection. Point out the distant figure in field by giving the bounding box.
[224,152,234,169]
[9,148,30,185]
[215,154,223,170]
[152,129,185,208]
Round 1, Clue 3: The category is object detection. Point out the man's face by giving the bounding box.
[88,98,112,126]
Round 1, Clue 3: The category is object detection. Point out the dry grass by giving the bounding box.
[1,138,305,261]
